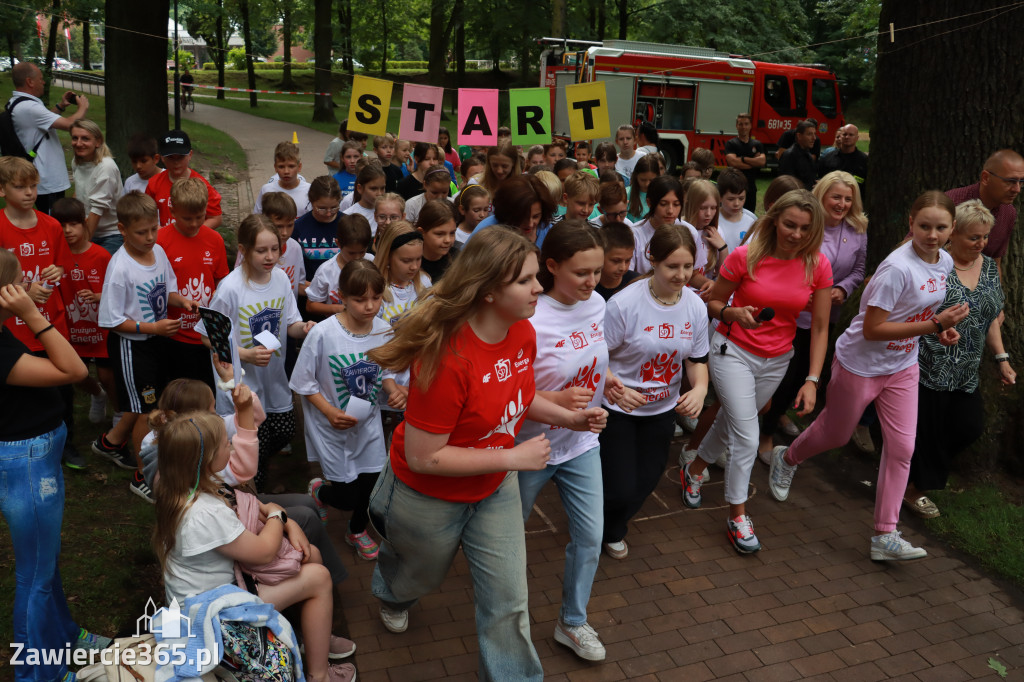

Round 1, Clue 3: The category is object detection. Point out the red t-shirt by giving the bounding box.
[145,169,224,227]
[157,224,229,344]
[64,244,111,357]
[0,211,73,351]
[390,320,537,503]
[715,245,833,358]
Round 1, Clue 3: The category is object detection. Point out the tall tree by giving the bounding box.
[426,0,449,83]
[42,0,59,102]
[312,0,335,122]
[868,0,1024,469]
[184,0,228,99]
[280,0,295,88]
[237,0,257,106]
[336,0,353,74]
[105,0,170,172]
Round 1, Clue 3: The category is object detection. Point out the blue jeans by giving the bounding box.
[91,232,123,255]
[0,423,80,682]
[518,446,602,627]
[369,463,543,682]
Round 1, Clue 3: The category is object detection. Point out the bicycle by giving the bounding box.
[182,86,195,112]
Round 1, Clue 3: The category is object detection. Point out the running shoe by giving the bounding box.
[727,514,762,554]
[92,433,135,470]
[88,390,108,424]
[62,446,87,470]
[769,446,797,502]
[345,530,379,560]
[74,628,112,652]
[380,605,408,633]
[603,540,628,559]
[130,471,155,504]
[870,530,927,561]
[308,478,328,525]
[678,449,711,482]
[554,621,606,661]
[681,462,704,509]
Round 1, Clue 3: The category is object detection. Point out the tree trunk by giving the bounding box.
[870,0,1024,473]
[281,2,295,89]
[239,0,257,106]
[312,0,335,123]
[106,0,170,174]
[82,19,91,70]
[336,0,353,74]
[455,6,464,87]
[617,0,627,39]
[427,0,447,84]
[216,0,225,100]
[43,0,59,103]
[379,0,388,76]
[598,0,606,39]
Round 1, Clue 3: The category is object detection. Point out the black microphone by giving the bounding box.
[757,307,776,322]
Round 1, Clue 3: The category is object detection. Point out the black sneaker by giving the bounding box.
[91,434,135,470]
[129,471,155,504]
[62,446,87,470]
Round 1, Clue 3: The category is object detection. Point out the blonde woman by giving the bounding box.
[70,119,124,253]
[759,170,868,455]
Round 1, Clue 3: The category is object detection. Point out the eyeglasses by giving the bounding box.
[603,209,629,220]
[313,206,340,215]
[376,214,402,222]
[988,171,1024,186]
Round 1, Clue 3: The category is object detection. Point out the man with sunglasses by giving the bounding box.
[946,149,1024,276]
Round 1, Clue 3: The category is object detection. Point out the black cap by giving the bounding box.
[159,129,192,156]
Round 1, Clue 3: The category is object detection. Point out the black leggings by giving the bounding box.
[255,410,295,492]
[909,385,983,492]
[599,408,676,544]
[316,471,381,534]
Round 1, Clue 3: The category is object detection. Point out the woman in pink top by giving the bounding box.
[682,190,833,554]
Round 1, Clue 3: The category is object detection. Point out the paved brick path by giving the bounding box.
[329,439,1023,681]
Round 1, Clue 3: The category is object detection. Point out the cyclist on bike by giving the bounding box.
[180,66,195,107]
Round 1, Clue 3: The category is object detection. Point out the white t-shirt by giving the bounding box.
[630,219,704,276]
[289,315,392,482]
[255,178,312,218]
[73,157,124,239]
[376,274,429,410]
[454,226,473,244]
[163,492,244,605]
[615,149,647,183]
[196,268,302,414]
[306,255,343,304]
[8,93,68,194]
[718,209,758,252]
[518,294,607,465]
[603,278,710,416]
[338,192,356,211]
[98,245,178,341]
[342,201,378,236]
[404,194,455,225]
[836,241,953,378]
[123,172,150,195]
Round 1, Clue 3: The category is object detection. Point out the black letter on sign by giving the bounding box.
[572,99,601,130]
[461,106,492,136]
[356,94,382,125]
[516,106,544,135]
[407,101,435,131]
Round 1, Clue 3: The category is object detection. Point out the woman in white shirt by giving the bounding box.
[71,119,124,253]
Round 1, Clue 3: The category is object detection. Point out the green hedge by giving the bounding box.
[200,62,316,71]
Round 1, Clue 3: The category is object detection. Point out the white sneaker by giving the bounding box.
[673,423,684,437]
[769,446,797,502]
[713,451,728,469]
[678,449,710,482]
[554,621,606,661]
[603,540,628,559]
[870,530,927,561]
[379,605,408,633]
[88,390,107,424]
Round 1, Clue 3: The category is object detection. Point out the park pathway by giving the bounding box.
[181,101,335,214]
[181,103,1023,680]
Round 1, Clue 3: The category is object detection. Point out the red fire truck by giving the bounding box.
[539,39,844,172]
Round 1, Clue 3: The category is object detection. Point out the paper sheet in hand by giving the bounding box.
[254,329,282,351]
[344,396,373,422]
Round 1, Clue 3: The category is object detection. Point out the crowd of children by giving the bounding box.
[3,115,1014,682]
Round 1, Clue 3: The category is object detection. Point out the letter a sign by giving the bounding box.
[564,81,609,141]
[347,75,393,137]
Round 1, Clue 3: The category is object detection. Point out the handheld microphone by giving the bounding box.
[757,307,775,322]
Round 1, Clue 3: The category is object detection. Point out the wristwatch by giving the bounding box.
[267,510,288,525]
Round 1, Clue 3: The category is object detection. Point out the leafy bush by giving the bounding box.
[228,47,247,71]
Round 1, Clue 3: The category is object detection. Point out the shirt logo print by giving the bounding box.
[494,358,512,382]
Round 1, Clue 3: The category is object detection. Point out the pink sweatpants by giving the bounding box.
[785,357,919,533]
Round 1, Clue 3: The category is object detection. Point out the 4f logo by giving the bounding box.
[494,358,511,382]
[659,323,674,339]
[570,331,588,349]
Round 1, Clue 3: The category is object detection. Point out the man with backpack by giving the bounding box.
[5,62,89,214]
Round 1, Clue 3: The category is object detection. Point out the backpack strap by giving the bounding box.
[7,97,49,158]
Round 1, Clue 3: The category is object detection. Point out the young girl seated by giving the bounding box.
[154,412,357,682]
[294,260,404,561]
